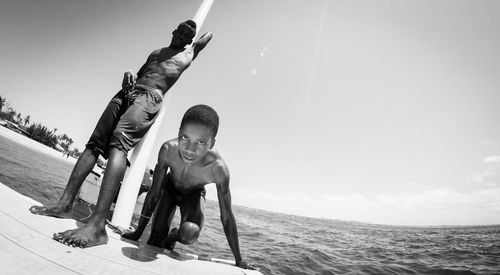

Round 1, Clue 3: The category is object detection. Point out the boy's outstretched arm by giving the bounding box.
[214,164,259,271]
[120,144,170,240]
[192,32,213,60]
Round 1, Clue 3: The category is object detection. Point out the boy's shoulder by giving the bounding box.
[206,148,222,161]
[206,150,229,173]
[151,48,162,55]
[163,138,179,148]
[160,138,179,155]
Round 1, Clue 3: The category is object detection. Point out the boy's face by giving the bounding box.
[178,122,215,164]
[171,24,195,48]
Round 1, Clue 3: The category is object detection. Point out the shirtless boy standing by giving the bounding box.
[119,105,258,270]
[29,20,212,248]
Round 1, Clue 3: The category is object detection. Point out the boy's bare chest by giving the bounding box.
[152,50,192,75]
[169,161,214,190]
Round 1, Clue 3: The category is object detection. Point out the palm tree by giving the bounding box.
[7,107,16,122]
[66,137,74,151]
[16,113,22,124]
[23,115,30,126]
[58,134,74,151]
[26,123,59,148]
[0,96,5,113]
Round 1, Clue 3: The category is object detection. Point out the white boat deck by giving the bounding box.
[0,183,262,275]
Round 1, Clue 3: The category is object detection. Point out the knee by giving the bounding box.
[83,146,100,158]
[177,222,200,245]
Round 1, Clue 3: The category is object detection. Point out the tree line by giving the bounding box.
[0,94,81,157]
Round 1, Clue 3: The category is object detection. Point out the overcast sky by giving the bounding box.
[1,0,499,226]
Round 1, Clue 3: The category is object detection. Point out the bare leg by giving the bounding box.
[163,192,205,249]
[29,148,98,218]
[147,182,176,247]
[53,148,127,248]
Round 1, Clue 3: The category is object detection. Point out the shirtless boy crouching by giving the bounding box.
[118,105,258,270]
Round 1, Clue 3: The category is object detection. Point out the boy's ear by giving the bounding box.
[210,138,216,149]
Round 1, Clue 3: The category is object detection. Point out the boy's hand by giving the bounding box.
[107,223,140,241]
[122,71,136,92]
[121,230,141,241]
[236,260,260,271]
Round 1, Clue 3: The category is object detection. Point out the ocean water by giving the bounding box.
[1,134,499,275]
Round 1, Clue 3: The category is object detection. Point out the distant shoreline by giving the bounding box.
[0,126,77,165]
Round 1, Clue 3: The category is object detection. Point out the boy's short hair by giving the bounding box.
[180,20,197,39]
[180,104,219,137]
[183,20,197,32]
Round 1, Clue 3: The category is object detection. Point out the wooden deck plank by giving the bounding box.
[0,183,261,275]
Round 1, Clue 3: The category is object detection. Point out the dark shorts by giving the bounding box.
[86,84,163,159]
[162,173,206,226]
[149,173,206,245]
[165,173,206,218]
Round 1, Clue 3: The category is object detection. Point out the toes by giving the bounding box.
[68,236,78,247]
[29,205,43,214]
[61,230,74,239]
[62,237,74,246]
[53,233,70,245]
[62,231,78,246]
[53,232,64,242]
[73,239,82,247]
[53,232,74,246]
[56,228,76,240]
[69,237,87,248]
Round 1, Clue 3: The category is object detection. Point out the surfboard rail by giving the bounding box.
[0,182,262,275]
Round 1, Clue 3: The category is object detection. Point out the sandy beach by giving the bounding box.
[0,126,77,165]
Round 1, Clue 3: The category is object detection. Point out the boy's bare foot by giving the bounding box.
[53,224,108,248]
[162,228,178,250]
[29,205,73,219]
